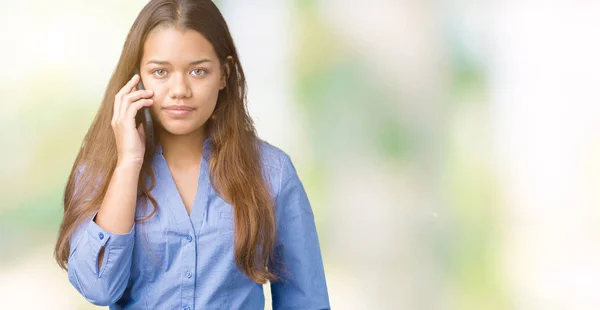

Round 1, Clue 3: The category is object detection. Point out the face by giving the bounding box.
[139,26,227,138]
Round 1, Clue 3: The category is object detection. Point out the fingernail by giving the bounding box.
[131,74,137,80]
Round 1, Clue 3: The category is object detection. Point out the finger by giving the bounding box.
[125,98,154,122]
[127,83,137,96]
[113,74,139,122]
[137,122,146,143]
[116,74,140,102]
[120,89,154,119]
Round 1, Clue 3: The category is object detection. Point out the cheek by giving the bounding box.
[147,92,169,121]
[199,76,221,93]
[193,82,222,104]
[149,91,166,111]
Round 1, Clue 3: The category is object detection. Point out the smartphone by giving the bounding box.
[134,70,155,151]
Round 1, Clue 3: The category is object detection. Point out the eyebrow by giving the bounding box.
[146,59,213,66]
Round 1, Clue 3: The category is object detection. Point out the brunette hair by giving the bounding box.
[55,0,278,283]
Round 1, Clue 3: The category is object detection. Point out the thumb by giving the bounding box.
[137,123,146,141]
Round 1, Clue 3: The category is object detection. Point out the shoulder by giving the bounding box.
[257,140,313,221]
[256,139,291,172]
[256,139,298,196]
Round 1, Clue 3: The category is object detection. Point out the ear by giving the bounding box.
[219,56,233,90]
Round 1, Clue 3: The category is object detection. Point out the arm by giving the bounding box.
[67,162,140,306]
[269,154,330,310]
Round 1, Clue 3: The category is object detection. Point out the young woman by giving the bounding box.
[54,1,330,309]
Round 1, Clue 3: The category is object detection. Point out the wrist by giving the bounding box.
[116,159,143,172]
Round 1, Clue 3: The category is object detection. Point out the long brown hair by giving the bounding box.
[55,0,278,284]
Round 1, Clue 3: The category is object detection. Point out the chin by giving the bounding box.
[161,121,206,136]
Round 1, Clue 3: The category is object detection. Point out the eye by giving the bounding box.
[152,69,167,77]
[191,69,207,76]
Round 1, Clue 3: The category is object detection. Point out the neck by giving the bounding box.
[157,128,207,168]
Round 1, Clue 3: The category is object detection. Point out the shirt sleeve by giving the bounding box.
[66,165,136,306]
[269,153,330,310]
[67,213,135,306]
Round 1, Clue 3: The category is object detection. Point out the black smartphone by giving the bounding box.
[134,70,155,151]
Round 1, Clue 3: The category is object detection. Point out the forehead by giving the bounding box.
[141,26,218,64]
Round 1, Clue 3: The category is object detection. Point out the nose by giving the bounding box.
[168,72,192,99]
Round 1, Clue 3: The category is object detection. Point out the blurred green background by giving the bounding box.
[2,1,600,309]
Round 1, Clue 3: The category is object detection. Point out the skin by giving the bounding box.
[139,26,230,214]
[97,27,230,268]
[140,26,229,169]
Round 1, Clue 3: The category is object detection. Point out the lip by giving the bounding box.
[164,105,195,111]
[163,105,195,117]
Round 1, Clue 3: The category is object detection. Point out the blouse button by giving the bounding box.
[98,232,104,240]
[186,235,193,243]
[186,271,192,278]
[183,307,190,310]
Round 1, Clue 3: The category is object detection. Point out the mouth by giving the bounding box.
[163,106,195,118]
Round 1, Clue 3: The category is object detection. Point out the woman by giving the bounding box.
[54,0,330,309]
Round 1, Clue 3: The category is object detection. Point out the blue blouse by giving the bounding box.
[67,139,330,309]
